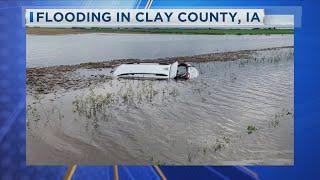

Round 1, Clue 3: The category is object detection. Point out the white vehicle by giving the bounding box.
[113,61,199,80]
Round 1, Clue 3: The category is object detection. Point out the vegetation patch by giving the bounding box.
[247,125,257,134]
[27,27,294,35]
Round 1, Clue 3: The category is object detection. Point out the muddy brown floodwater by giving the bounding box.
[27,47,293,165]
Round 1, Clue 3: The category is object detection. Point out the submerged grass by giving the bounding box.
[72,81,180,120]
[27,104,40,123]
[247,125,257,134]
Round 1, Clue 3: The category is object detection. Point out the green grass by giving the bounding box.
[81,27,293,35]
[247,125,257,134]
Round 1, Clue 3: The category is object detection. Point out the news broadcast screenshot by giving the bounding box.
[0,1,319,180]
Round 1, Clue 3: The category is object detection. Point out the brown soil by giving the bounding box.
[27,27,90,35]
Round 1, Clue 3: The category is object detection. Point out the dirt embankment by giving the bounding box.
[27,27,294,35]
[27,46,293,94]
[27,27,90,35]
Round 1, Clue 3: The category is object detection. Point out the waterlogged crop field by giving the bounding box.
[26,47,293,165]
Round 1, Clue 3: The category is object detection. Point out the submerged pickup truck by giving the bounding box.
[113,61,199,80]
[113,62,199,80]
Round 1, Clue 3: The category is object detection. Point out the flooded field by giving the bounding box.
[27,47,293,165]
[27,33,293,67]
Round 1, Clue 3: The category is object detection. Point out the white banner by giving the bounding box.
[25,9,265,28]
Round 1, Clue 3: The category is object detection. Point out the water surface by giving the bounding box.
[27,48,293,165]
[27,33,293,67]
